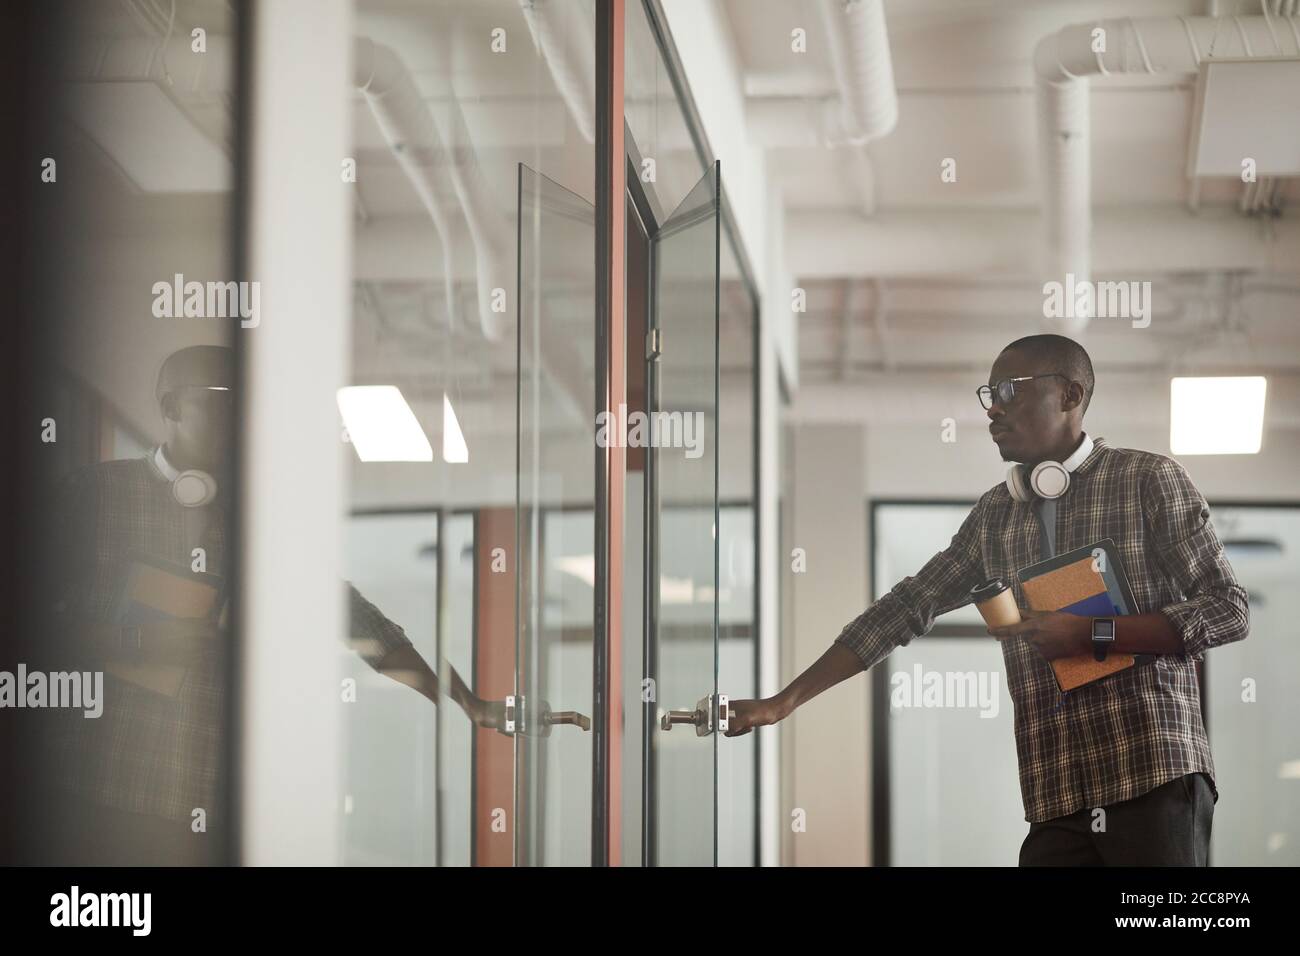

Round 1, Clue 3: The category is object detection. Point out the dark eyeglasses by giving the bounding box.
[977,373,1068,410]
[166,385,235,407]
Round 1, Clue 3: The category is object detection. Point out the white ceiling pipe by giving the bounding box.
[356,41,583,425]
[1033,16,1299,331]
[84,33,514,345]
[355,37,512,343]
[1034,70,1090,335]
[518,0,597,144]
[1036,17,1296,81]
[66,33,235,88]
[816,0,899,146]
[426,87,516,344]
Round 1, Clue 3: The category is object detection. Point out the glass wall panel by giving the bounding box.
[343,0,595,867]
[874,503,1022,866]
[516,166,597,866]
[777,407,797,866]
[625,1,758,867]
[717,230,758,867]
[1205,505,1300,866]
[650,165,719,866]
[625,0,707,221]
[343,511,440,865]
[875,500,1295,866]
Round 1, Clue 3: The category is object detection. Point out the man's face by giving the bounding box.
[985,349,1070,464]
[164,387,233,471]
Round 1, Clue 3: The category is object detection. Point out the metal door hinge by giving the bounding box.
[646,328,662,360]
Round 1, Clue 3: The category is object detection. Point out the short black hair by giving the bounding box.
[1001,333,1094,416]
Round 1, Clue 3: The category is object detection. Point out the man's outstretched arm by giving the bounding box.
[726,499,988,737]
[372,646,505,730]
[349,583,503,729]
[726,643,864,736]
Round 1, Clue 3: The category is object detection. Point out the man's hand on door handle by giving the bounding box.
[724,697,788,737]
[467,696,510,733]
[724,643,866,737]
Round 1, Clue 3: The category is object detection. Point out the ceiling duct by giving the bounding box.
[355,37,513,344]
[1033,15,1300,332]
[518,0,597,143]
[816,0,899,146]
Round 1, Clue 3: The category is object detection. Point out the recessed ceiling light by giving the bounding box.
[443,394,469,464]
[1170,377,1266,455]
[337,386,432,462]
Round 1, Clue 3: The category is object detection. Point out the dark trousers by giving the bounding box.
[1019,773,1215,866]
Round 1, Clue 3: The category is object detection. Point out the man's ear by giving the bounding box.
[1062,381,1085,412]
[160,392,181,423]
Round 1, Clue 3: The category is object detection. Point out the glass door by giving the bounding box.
[646,161,722,866]
[515,164,598,865]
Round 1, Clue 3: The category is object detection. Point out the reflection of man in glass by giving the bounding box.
[43,345,497,864]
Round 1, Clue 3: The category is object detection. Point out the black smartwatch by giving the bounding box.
[1091,617,1116,662]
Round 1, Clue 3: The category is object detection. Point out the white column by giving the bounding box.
[240,0,353,865]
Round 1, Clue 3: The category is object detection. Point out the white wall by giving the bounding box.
[787,425,871,865]
[240,0,353,866]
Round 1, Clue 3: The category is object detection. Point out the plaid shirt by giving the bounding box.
[836,436,1250,823]
[45,453,412,824]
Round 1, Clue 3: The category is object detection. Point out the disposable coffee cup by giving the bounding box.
[971,578,1021,629]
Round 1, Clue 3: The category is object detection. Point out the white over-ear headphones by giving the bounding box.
[153,445,218,508]
[1005,432,1094,502]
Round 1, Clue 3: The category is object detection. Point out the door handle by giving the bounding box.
[501,696,590,736]
[543,710,591,732]
[660,693,729,737]
[660,709,702,731]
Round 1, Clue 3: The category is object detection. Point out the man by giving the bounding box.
[728,333,1249,866]
[40,345,497,863]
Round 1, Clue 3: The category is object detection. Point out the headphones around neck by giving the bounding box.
[153,446,218,508]
[1005,432,1094,502]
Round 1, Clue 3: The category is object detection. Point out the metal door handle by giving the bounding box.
[660,694,729,736]
[544,710,591,731]
[660,709,701,731]
[505,697,591,736]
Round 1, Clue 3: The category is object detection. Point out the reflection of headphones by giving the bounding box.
[1005,432,1093,502]
[153,446,218,508]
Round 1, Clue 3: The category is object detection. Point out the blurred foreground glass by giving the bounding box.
[17,0,241,865]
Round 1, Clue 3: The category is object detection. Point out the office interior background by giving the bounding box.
[1,0,1297,867]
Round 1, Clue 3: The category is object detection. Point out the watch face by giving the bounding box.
[1093,619,1115,639]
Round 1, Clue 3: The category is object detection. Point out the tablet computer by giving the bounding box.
[1017,537,1140,616]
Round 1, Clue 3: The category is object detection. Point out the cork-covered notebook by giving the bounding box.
[1017,539,1147,692]
[107,553,224,697]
